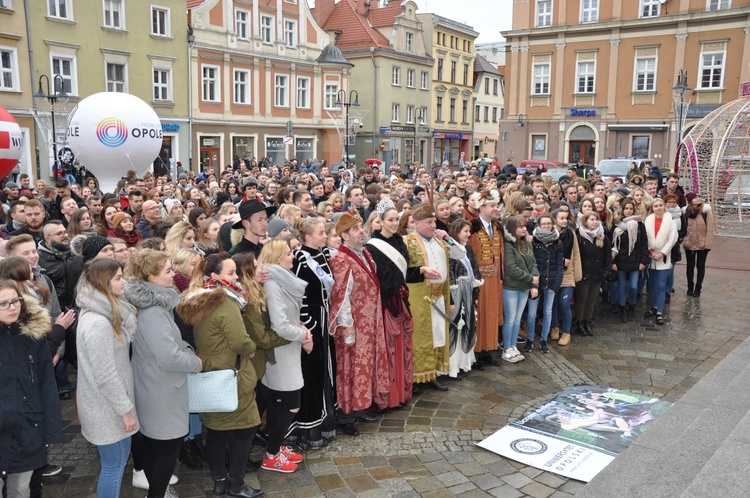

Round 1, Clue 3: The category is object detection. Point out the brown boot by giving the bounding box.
[550,327,560,341]
[558,333,571,346]
[518,322,527,340]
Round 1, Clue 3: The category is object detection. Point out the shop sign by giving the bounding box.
[162,123,180,132]
[570,109,597,117]
[390,125,415,133]
[296,138,314,151]
[266,137,285,151]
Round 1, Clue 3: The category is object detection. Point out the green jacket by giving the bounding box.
[503,234,540,291]
[176,288,260,430]
[242,306,289,380]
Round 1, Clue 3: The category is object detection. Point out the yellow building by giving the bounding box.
[417,13,478,167]
[502,0,750,167]
[25,0,189,178]
[0,0,37,180]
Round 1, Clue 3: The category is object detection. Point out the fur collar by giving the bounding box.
[20,294,53,340]
[176,288,230,326]
[645,211,673,251]
[124,277,181,311]
[504,230,517,244]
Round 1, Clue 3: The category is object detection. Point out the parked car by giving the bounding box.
[596,157,655,182]
[565,162,594,179]
[518,159,566,175]
[544,167,573,182]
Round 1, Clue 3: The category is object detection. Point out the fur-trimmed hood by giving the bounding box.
[124,277,181,311]
[504,230,517,244]
[682,203,712,214]
[176,288,230,326]
[19,294,53,340]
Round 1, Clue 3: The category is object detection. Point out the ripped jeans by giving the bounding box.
[551,286,574,334]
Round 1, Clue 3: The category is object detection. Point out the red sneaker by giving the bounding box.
[261,451,297,473]
[281,445,304,463]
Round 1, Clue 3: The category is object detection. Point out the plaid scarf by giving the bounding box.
[203,277,248,313]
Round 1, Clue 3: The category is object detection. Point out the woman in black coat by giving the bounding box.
[575,211,612,336]
[366,200,414,407]
[0,281,62,495]
[611,199,649,322]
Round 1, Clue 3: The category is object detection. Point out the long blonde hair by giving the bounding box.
[257,239,290,267]
[232,253,266,311]
[164,221,196,256]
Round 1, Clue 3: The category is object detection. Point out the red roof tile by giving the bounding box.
[369,3,403,28]
[322,0,392,52]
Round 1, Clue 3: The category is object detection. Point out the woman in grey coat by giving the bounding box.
[124,249,202,498]
[76,259,138,497]
[257,240,312,473]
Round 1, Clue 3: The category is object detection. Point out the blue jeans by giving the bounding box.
[609,279,619,305]
[526,289,556,341]
[647,268,669,313]
[186,413,202,440]
[502,289,529,349]
[97,437,131,498]
[551,287,574,334]
[618,270,640,306]
[54,358,71,391]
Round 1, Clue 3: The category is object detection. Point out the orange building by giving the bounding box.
[188,0,351,170]
[501,0,750,168]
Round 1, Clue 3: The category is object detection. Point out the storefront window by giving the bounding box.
[433,138,444,166]
[265,136,286,166]
[295,137,315,164]
[233,136,254,164]
[632,136,650,158]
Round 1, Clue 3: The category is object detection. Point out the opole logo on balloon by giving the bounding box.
[96,117,128,148]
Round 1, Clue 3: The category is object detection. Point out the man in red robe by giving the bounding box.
[329,212,390,437]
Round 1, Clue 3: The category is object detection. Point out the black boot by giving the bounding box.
[179,439,203,469]
[619,305,627,323]
[644,307,657,318]
[193,436,208,461]
[583,320,594,336]
[523,339,533,353]
[687,283,694,296]
[693,285,701,297]
[214,479,228,498]
[227,483,264,498]
[665,293,671,304]
[627,304,635,322]
[575,320,587,336]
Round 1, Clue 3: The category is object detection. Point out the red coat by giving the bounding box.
[329,246,390,413]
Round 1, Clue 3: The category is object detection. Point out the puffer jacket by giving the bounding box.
[0,295,62,477]
[531,236,564,293]
[683,204,715,251]
[177,288,260,431]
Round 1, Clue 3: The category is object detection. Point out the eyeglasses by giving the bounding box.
[0,297,24,310]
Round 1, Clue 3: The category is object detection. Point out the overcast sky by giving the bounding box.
[309,1,514,44]
[413,0,513,43]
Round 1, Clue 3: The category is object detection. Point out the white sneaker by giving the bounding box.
[132,469,178,490]
[502,349,521,363]
[511,347,526,361]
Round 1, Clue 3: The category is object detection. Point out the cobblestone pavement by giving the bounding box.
[43,237,750,498]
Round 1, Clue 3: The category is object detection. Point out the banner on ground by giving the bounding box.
[477,383,672,482]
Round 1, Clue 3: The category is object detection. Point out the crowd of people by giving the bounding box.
[0,156,715,498]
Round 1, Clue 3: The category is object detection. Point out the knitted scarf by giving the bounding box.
[613,215,643,256]
[579,223,605,248]
[39,240,69,260]
[203,276,248,312]
[532,226,560,245]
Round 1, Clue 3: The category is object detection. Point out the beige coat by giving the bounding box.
[562,234,583,288]
[682,204,715,251]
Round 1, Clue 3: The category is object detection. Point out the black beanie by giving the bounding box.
[82,235,112,263]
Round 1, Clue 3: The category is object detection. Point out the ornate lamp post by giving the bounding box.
[33,74,70,172]
[335,89,360,168]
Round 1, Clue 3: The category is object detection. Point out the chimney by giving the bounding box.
[312,0,335,28]
[355,0,371,17]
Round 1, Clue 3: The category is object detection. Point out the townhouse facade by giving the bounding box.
[188,0,350,170]
[21,0,190,179]
[0,0,35,179]
[417,13,478,167]
[501,0,750,167]
[313,0,433,167]
[473,54,504,161]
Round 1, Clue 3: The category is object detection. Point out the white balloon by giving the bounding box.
[66,92,162,193]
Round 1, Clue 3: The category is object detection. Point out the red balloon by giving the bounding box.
[0,106,23,179]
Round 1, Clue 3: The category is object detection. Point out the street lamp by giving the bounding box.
[335,89,359,168]
[34,74,70,171]
[673,69,691,151]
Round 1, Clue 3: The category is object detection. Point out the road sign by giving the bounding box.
[380,127,391,134]
[283,136,293,145]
